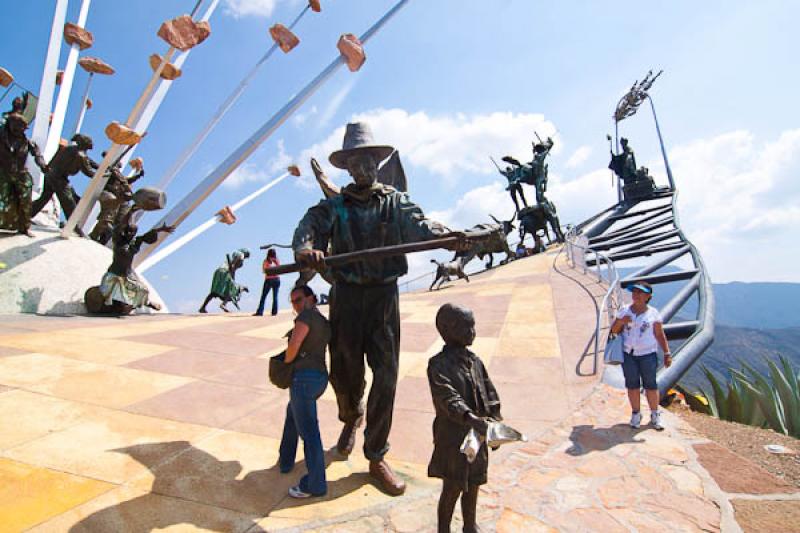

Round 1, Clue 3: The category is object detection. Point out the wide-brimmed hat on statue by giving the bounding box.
[329,122,394,169]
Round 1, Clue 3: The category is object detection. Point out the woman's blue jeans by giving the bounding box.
[255,278,280,316]
[278,368,328,495]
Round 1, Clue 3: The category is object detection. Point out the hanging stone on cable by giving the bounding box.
[105,121,143,145]
[78,56,115,75]
[157,14,211,51]
[63,22,94,50]
[216,206,237,225]
[269,24,300,53]
[149,54,182,80]
[309,0,322,12]
[288,165,301,177]
[337,33,366,72]
[55,70,64,85]
[0,67,12,87]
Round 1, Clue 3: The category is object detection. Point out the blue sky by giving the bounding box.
[3,1,799,312]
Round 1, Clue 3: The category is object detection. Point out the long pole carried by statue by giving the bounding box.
[265,230,494,277]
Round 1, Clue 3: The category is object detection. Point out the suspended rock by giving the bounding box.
[85,97,93,110]
[216,206,237,225]
[55,70,64,85]
[149,54,182,80]
[133,187,166,211]
[337,33,366,72]
[129,157,144,170]
[63,22,94,50]
[269,23,300,53]
[105,122,143,145]
[309,0,322,13]
[78,56,115,75]
[158,15,211,51]
[0,67,13,87]
[287,165,301,177]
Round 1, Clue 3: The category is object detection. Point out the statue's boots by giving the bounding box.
[369,459,406,496]
[335,413,363,456]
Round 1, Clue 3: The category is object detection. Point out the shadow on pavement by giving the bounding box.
[565,423,646,456]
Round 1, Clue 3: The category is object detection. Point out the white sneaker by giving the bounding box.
[650,410,664,431]
[288,485,312,499]
[629,411,642,429]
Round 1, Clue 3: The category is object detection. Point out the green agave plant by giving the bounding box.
[682,355,799,438]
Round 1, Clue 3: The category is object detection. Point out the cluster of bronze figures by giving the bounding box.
[2,107,657,529]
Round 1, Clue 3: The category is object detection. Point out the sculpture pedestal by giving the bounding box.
[0,226,167,315]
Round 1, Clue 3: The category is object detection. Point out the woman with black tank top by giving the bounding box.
[278,285,331,498]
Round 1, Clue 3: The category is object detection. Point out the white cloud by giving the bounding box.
[565,145,592,169]
[292,105,318,127]
[223,0,282,18]
[224,140,291,189]
[296,108,559,188]
[318,80,356,131]
[429,183,516,230]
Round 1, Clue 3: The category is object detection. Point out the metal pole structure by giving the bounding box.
[152,4,311,195]
[44,0,92,160]
[119,0,220,170]
[615,120,622,203]
[647,95,675,191]
[61,46,177,238]
[137,171,290,273]
[133,0,412,266]
[28,0,69,195]
[81,0,220,229]
[72,73,93,134]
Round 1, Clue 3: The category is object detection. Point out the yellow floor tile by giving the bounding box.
[0,390,111,450]
[5,410,215,484]
[27,485,259,533]
[0,458,115,533]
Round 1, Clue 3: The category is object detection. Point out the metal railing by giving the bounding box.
[558,227,622,375]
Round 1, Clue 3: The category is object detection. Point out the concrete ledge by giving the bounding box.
[0,227,165,315]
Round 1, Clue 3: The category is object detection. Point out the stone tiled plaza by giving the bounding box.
[0,252,795,531]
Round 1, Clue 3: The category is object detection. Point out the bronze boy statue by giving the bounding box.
[428,303,501,533]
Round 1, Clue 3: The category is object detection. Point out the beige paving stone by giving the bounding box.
[496,336,560,358]
[26,363,191,408]
[239,321,296,340]
[499,321,559,340]
[496,507,556,533]
[0,331,173,365]
[0,390,111,450]
[0,352,98,388]
[307,515,386,533]
[268,459,435,522]
[638,433,690,463]
[28,485,260,532]
[127,429,289,516]
[63,315,232,339]
[660,464,705,496]
[5,410,214,484]
[0,457,115,532]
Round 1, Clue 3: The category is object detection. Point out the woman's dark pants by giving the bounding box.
[279,368,328,495]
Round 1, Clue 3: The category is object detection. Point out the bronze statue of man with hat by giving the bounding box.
[31,133,99,225]
[292,122,468,496]
[0,112,48,236]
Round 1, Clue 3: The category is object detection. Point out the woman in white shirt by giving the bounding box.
[610,282,671,430]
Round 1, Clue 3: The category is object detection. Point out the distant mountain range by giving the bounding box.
[616,269,800,390]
